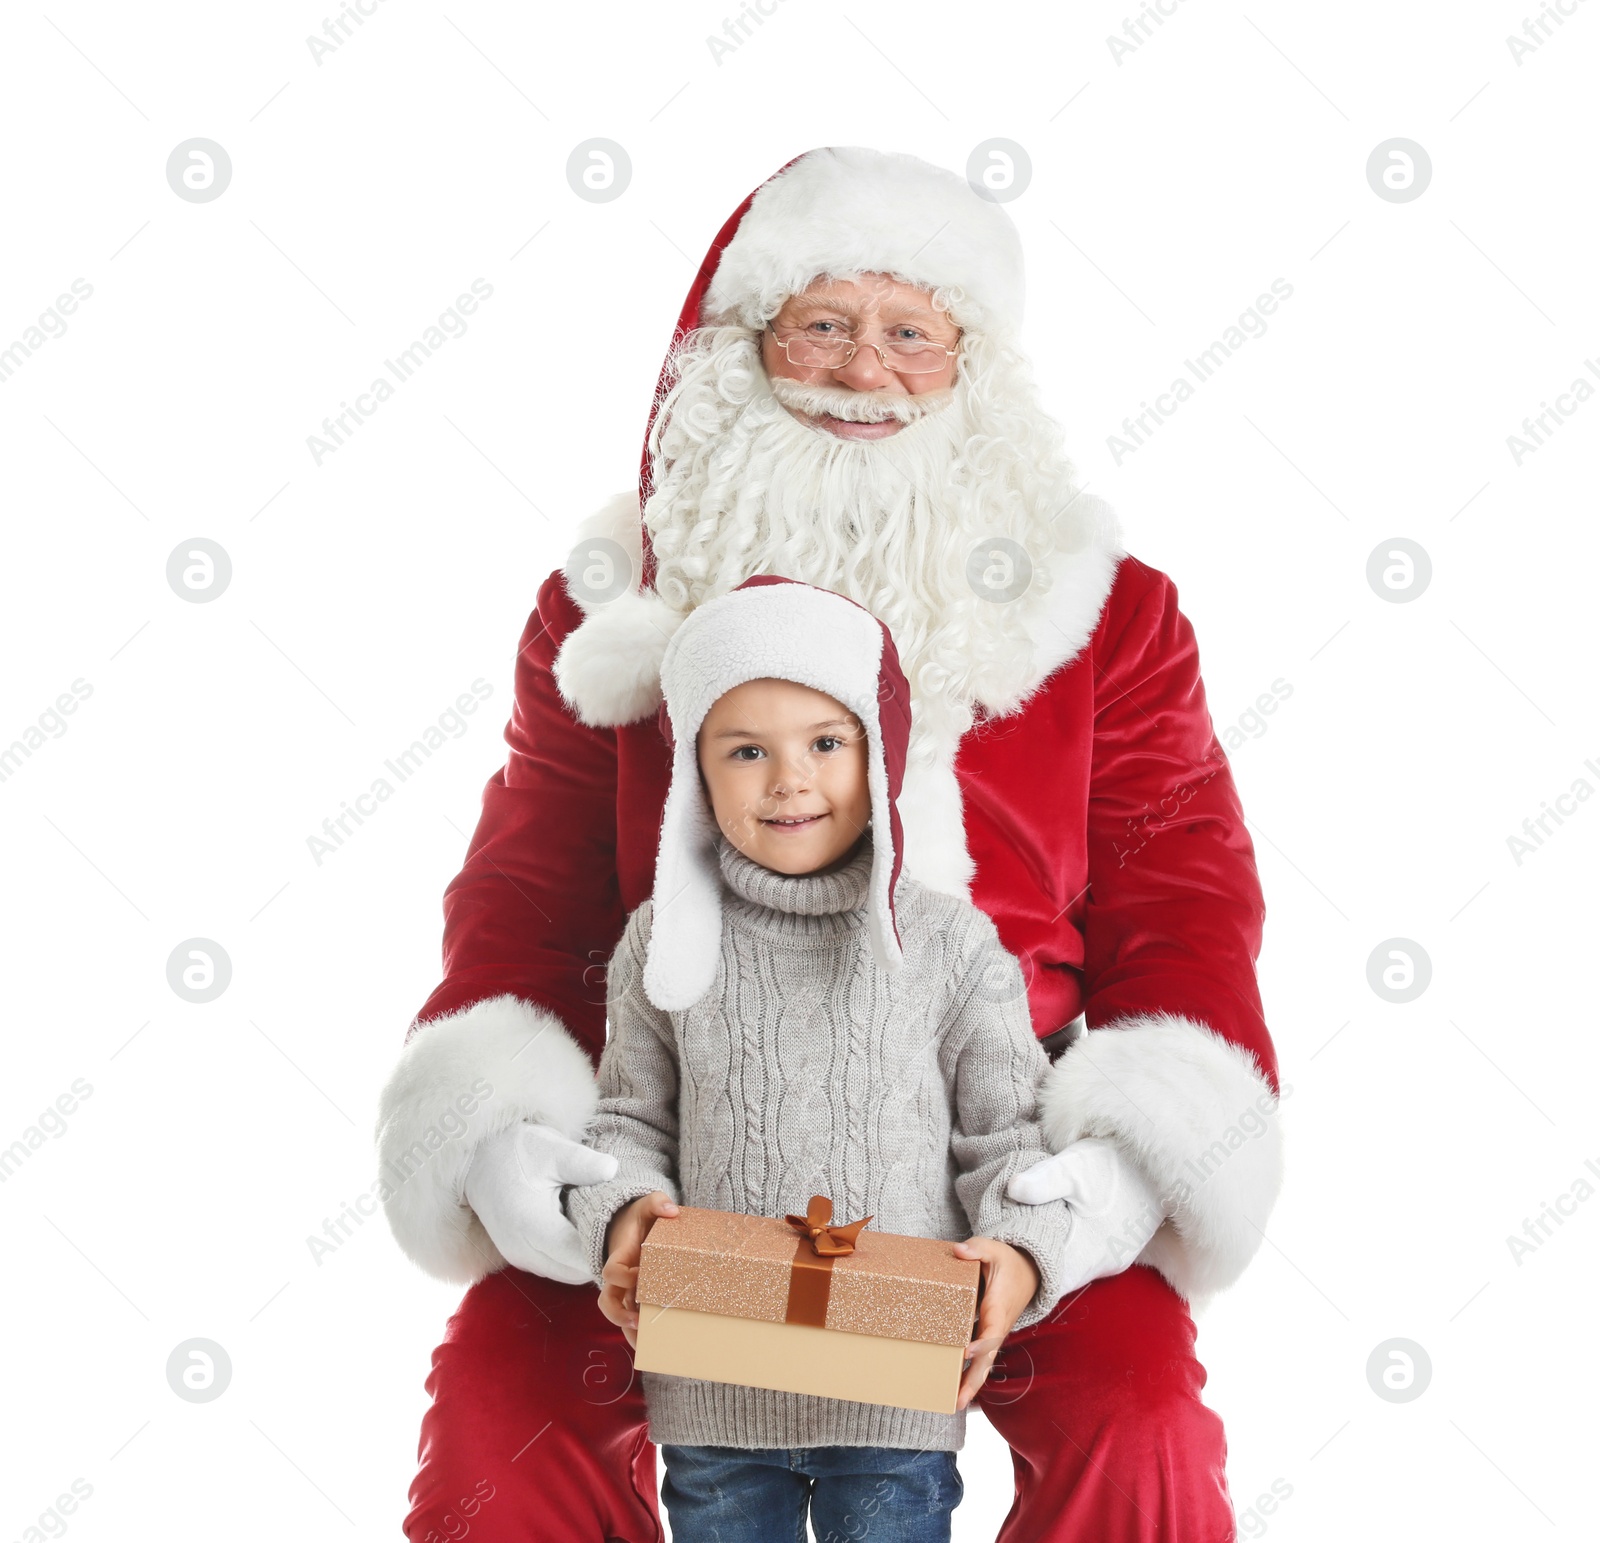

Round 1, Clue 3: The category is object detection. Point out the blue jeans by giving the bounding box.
[659,1443,963,1543]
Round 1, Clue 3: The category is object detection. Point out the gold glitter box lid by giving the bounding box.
[635,1204,981,1349]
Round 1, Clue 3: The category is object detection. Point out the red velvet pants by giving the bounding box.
[402,1263,1235,1542]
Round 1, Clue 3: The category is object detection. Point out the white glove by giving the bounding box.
[1007,1136,1166,1295]
[462,1121,619,1285]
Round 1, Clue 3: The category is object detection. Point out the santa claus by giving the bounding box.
[376,145,1284,1541]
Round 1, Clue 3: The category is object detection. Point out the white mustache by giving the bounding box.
[765,374,955,425]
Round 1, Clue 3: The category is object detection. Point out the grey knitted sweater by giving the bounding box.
[565,832,1073,1452]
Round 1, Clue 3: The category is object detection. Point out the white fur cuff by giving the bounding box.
[1035,1011,1285,1303]
[373,995,599,1283]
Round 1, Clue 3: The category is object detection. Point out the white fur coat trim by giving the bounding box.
[1003,496,1126,715]
[373,994,599,1284]
[897,755,975,901]
[1036,1010,1285,1304]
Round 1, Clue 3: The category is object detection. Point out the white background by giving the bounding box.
[2,2,1596,1539]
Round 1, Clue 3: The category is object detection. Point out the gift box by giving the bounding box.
[633,1196,982,1414]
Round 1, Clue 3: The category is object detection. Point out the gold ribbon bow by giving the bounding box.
[784,1195,873,1258]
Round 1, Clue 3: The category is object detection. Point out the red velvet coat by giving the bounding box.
[375,528,1285,1305]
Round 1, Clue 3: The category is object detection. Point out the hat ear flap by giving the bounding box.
[642,736,725,1011]
[862,721,904,973]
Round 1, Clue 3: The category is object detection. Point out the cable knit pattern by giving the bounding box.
[565,833,1073,1452]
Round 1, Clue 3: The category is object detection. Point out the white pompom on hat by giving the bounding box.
[642,575,911,1013]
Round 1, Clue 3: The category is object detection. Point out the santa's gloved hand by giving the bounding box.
[1007,1136,1166,1295]
[462,1121,619,1285]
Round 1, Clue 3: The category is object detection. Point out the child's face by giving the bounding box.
[697,678,871,876]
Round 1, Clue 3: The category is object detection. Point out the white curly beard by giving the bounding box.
[643,326,1099,773]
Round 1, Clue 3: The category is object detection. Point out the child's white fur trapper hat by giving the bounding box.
[642,575,911,1012]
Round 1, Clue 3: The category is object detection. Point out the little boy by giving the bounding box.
[564,576,1072,1542]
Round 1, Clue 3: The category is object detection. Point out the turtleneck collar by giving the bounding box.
[715,831,874,941]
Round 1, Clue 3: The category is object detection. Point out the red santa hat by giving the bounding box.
[641,575,911,1013]
[554,145,1025,730]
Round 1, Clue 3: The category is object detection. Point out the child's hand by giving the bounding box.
[598,1191,680,1348]
[951,1237,1039,1409]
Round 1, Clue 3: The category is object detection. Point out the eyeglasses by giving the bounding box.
[764,321,959,375]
